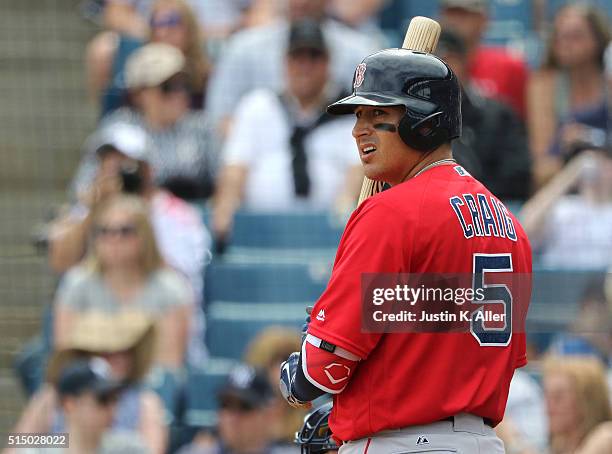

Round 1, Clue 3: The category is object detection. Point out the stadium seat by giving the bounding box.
[206,303,304,359]
[205,262,329,303]
[485,0,532,46]
[202,210,344,249]
[183,358,237,428]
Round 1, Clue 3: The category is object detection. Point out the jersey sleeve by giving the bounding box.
[308,198,409,359]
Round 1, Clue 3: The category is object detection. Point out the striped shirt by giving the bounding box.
[71,108,219,200]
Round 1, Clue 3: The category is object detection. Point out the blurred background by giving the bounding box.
[0,0,611,453]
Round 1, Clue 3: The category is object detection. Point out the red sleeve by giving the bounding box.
[308,198,409,359]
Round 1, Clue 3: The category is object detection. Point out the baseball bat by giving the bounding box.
[357,16,442,205]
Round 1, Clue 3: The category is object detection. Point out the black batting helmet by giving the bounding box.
[327,48,461,152]
[295,401,338,454]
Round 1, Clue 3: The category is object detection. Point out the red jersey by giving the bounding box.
[469,46,528,118]
[307,164,532,442]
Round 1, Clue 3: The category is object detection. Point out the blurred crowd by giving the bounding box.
[5,0,612,453]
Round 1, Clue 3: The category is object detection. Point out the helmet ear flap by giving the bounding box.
[398,111,449,152]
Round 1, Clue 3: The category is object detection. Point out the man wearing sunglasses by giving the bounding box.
[212,19,363,245]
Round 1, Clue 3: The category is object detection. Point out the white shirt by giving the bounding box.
[206,19,377,124]
[505,369,549,451]
[539,196,612,269]
[223,89,359,211]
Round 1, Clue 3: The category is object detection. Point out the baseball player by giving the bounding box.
[280,47,532,453]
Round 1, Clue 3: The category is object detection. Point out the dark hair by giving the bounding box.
[544,3,611,70]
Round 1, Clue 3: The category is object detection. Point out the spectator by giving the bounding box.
[95,43,219,199]
[51,122,210,365]
[16,358,148,454]
[177,364,289,454]
[98,0,211,115]
[543,356,612,454]
[85,0,212,106]
[548,275,611,365]
[53,195,191,373]
[206,0,377,134]
[212,19,362,242]
[244,326,305,447]
[439,0,529,118]
[520,150,612,269]
[436,29,532,200]
[527,4,611,187]
[8,311,166,454]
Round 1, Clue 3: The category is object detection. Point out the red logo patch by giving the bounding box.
[354,63,366,89]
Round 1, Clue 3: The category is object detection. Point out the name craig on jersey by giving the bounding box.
[449,193,517,241]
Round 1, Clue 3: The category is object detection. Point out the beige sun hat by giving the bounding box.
[124,42,186,89]
[47,310,156,385]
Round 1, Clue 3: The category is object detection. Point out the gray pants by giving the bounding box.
[339,413,505,454]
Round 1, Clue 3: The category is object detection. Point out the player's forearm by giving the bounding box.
[293,351,327,402]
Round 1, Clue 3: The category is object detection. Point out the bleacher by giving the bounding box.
[182,210,343,428]
[181,208,607,431]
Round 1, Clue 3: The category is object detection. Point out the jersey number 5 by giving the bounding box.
[471,253,512,347]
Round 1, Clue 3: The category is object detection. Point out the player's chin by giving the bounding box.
[362,164,387,182]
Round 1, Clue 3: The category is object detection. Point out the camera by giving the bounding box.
[119,161,144,194]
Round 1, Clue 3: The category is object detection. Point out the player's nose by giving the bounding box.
[352,117,374,139]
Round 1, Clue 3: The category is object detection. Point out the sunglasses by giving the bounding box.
[94,224,138,238]
[160,77,191,95]
[219,399,256,413]
[288,48,327,60]
[150,11,182,29]
[95,391,120,406]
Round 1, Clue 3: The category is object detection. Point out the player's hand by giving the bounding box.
[279,352,311,409]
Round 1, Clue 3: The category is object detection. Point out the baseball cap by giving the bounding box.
[439,0,487,14]
[125,43,186,89]
[217,364,274,410]
[57,358,124,400]
[288,19,328,54]
[95,123,149,162]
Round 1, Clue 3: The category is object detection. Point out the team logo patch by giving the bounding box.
[354,63,367,89]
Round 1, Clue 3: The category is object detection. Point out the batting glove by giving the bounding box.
[279,352,311,409]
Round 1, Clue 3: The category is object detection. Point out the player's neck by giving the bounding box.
[399,145,454,184]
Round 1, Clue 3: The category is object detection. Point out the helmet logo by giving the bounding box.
[354,63,367,89]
